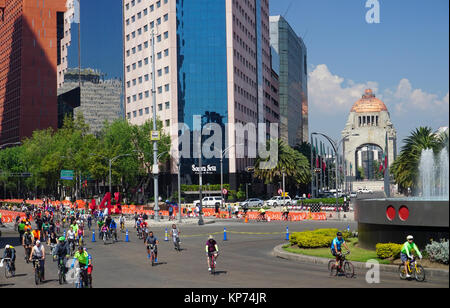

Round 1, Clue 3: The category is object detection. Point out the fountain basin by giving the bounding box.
[355,198,449,249]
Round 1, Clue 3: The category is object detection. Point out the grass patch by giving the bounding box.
[284,238,391,264]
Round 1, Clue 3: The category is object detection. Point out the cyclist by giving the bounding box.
[97,218,104,233]
[401,235,423,278]
[141,219,148,240]
[53,236,70,278]
[3,245,16,272]
[282,206,289,220]
[109,219,118,242]
[258,207,266,221]
[87,214,92,231]
[206,235,219,272]
[70,246,93,288]
[119,214,126,232]
[30,240,46,281]
[145,231,159,262]
[67,228,76,252]
[331,232,350,268]
[32,228,41,244]
[22,229,34,260]
[170,224,181,250]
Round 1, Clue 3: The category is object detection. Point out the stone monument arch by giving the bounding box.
[342,89,397,187]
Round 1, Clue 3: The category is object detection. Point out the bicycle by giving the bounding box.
[57,257,67,285]
[281,213,292,221]
[149,244,157,267]
[103,230,111,245]
[209,252,218,275]
[399,257,426,282]
[256,213,267,222]
[68,239,76,256]
[2,258,15,278]
[173,237,181,252]
[76,266,92,288]
[24,246,32,264]
[120,221,125,233]
[329,251,354,278]
[32,257,44,285]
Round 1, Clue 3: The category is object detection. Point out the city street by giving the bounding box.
[0,220,447,288]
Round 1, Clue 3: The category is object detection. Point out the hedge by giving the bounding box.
[300,198,345,205]
[289,228,352,249]
[375,243,402,259]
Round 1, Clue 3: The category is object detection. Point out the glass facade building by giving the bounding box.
[176,0,228,181]
[270,15,308,146]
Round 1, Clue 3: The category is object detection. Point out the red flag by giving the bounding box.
[316,157,319,168]
[322,161,326,171]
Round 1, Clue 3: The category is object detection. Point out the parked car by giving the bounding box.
[265,196,292,207]
[357,188,373,194]
[350,192,358,198]
[193,196,223,208]
[240,198,264,208]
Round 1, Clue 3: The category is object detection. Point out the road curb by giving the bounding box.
[273,244,449,278]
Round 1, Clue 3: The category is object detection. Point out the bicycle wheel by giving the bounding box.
[35,268,40,285]
[327,260,335,273]
[414,265,426,282]
[329,263,338,277]
[343,261,354,278]
[398,264,408,280]
[4,264,10,279]
[151,252,155,267]
[58,268,64,285]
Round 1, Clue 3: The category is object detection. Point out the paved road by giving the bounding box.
[0,220,447,288]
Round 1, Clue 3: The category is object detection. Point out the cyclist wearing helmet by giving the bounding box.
[53,237,70,275]
[3,245,16,272]
[205,235,219,272]
[109,219,118,242]
[331,232,350,267]
[401,235,423,278]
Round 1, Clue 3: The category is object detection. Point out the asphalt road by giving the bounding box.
[0,220,448,288]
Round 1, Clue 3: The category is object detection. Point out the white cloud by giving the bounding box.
[308,64,379,114]
[308,65,449,145]
[382,78,449,114]
[308,64,449,117]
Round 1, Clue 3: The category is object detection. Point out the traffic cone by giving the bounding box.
[245,216,248,223]
[286,226,289,241]
[223,227,227,241]
[164,228,169,241]
[92,230,96,242]
[125,229,129,242]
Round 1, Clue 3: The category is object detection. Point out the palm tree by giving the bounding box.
[255,139,310,186]
[392,127,443,192]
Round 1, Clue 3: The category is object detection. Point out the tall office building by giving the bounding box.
[0,0,67,146]
[270,15,308,146]
[123,0,279,187]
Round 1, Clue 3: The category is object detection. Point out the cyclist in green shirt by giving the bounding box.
[71,246,93,287]
[401,235,423,278]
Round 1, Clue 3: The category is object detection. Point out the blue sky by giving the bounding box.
[75,0,449,146]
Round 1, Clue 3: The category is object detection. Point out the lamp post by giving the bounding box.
[216,144,242,209]
[311,133,357,220]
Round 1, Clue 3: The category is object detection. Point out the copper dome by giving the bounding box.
[351,89,388,113]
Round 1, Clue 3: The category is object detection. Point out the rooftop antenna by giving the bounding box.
[283,0,295,18]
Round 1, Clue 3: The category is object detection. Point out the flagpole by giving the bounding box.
[78,0,81,88]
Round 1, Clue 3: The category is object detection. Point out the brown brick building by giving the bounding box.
[0,0,66,145]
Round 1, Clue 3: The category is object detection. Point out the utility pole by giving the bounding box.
[150,29,160,222]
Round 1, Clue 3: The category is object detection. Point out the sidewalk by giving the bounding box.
[272,244,449,278]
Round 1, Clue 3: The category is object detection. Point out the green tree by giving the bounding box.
[391,127,443,192]
[255,139,310,187]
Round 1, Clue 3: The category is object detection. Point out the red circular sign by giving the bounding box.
[386,206,396,221]
[222,189,228,195]
[278,189,283,195]
[399,206,410,221]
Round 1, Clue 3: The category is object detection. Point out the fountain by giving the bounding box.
[355,148,449,249]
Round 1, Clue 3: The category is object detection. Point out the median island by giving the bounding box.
[283,229,449,269]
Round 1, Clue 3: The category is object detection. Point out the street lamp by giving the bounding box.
[311,133,355,220]
[89,152,135,195]
[214,144,243,209]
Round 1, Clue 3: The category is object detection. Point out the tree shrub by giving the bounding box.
[376,243,402,259]
[289,228,351,248]
[426,239,449,265]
